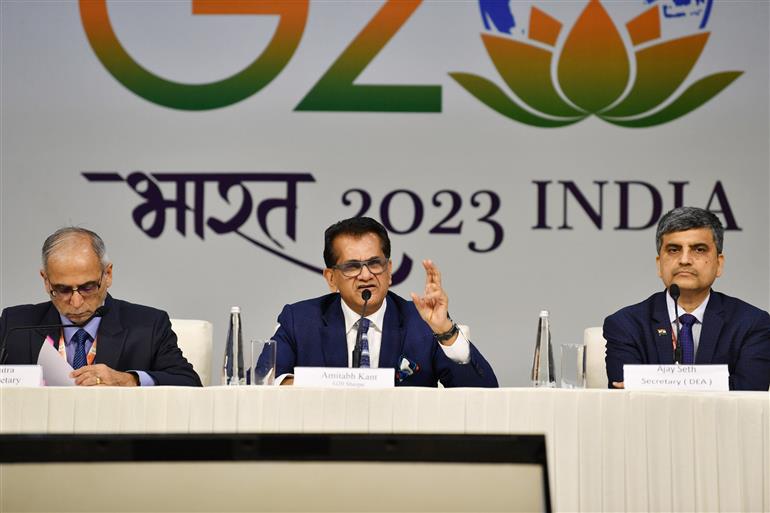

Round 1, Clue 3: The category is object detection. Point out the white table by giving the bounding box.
[2,387,767,513]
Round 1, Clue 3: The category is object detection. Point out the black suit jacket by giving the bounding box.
[0,294,201,386]
[604,290,770,391]
[272,291,498,387]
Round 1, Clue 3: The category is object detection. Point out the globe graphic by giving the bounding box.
[478,0,714,42]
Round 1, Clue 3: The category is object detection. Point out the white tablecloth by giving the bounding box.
[2,387,767,512]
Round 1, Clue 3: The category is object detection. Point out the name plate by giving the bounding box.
[624,364,729,391]
[0,365,43,387]
[294,367,394,388]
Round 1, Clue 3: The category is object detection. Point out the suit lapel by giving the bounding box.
[696,292,724,364]
[93,296,128,369]
[378,295,404,369]
[652,291,675,364]
[320,296,349,367]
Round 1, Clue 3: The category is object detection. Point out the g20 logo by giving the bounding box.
[81,0,741,126]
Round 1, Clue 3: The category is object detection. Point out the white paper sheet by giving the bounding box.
[36,337,75,386]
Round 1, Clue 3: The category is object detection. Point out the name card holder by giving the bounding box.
[624,364,729,391]
[0,365,44,387]
[294,367,394,388]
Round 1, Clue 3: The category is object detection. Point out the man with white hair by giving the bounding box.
[0,227,201,386]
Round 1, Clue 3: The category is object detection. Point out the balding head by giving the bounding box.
[42,227,110,272]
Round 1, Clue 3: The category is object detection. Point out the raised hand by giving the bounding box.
[410,259,454,337]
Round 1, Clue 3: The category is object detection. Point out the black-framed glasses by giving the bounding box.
[48,271,105,300]
[332,257,389,278]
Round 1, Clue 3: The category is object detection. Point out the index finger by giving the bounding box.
[422,259,442,287]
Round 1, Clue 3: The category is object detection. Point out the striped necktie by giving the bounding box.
[71,329,91,369]
[678,314,697,365]
[357,318,371,368]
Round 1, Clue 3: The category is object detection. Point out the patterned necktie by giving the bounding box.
[678,314,697,365]
[71,329,90,369]
[357,318,371,368]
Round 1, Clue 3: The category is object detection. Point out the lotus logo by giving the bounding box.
[451,0,742,127]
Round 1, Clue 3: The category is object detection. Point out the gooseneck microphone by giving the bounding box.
[670,284,682,364]
[351,289,372,368]
[0,306,109,365]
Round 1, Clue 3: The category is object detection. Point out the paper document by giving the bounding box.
[37,337,76,386]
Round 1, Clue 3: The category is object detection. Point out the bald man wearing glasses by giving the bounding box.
[0,227,201,386]
[270,217,498,387]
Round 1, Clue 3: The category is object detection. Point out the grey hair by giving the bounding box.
[655,207,724,254]
[41,227,111,270]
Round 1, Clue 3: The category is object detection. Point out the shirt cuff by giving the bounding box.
[275,373,293,385]
[132,371,156,387]
[438,329,471,364]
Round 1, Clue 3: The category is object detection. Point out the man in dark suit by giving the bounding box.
[0,227,201,386]
[604,207,770,391]
[272,217,498,387]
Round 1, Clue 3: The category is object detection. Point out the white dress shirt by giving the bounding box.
[339,298,471,367]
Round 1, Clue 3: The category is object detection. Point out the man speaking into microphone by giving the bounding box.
[271,217,498,387]
[603,207,770,391]
[0,227,200,387]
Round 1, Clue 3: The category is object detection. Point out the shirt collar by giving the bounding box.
[666,290,709,325]
[59,313,102,345]
[340,295,387,335]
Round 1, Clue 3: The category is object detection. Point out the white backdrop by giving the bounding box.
[1,0,768,386]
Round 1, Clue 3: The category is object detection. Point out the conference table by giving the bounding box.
[1,386,767,513]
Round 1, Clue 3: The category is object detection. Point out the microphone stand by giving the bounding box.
[670,285,682,364]
[352,291,371,368]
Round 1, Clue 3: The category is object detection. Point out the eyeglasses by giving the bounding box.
[331,257,389,278]
[48,271,105,300]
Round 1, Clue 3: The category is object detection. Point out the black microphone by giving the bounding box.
[0,306,109,364]
[669,284,682,364]
[351,289,372,368]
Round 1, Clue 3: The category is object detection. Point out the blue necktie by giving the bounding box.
[357,318,371,368]
[71,329,91,369]
[678,314,697,365]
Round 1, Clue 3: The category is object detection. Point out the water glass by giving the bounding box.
[251,339,277,386]
[560,343,586,389]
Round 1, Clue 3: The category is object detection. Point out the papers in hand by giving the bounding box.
[37,336,76,386]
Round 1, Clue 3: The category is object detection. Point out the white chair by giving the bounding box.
[170,319,213,386]
[583,326,608,389]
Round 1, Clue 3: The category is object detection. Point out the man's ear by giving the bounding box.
[323,268,337,292]
[103,263,114,289]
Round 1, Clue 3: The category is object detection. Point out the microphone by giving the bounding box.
[0,306,108,364]
[351,289,372,368]
[669,284,682,364]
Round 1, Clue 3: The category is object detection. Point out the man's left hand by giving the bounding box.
[411,260,456,344]
[70,364,138,386]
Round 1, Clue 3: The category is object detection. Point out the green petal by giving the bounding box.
[450,72,584,128]
[602,72,742,128]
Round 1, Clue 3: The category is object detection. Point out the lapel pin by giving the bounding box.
[656,328,668,336]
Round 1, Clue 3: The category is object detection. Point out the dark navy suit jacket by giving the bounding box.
[604,290,770,391]
[273,291,498,387]
[0,294,201,386]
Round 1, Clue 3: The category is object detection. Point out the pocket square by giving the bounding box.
[396,355,420,382]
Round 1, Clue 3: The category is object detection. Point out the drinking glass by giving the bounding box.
[560,343,586,389]
[251,339,277,385]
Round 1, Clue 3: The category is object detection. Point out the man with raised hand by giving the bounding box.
[271,216,498,387]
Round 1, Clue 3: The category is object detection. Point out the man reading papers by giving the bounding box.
[0,227,201,386]
[604,207,770,391]
[271,217,498,387]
